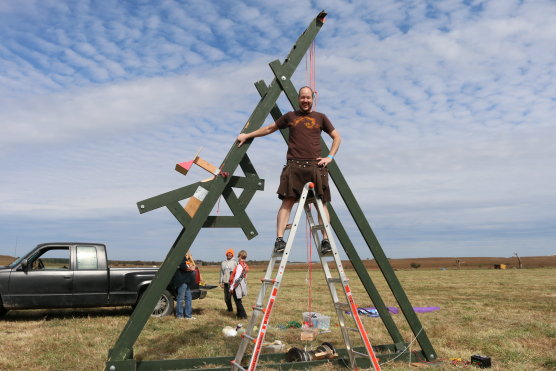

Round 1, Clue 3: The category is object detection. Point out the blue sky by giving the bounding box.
[1,0,555,262]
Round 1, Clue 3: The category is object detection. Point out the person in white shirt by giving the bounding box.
[220,249,238,313]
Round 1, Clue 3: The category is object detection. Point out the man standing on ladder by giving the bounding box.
[237,86,341,254]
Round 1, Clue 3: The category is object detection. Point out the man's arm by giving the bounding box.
[317,129,341,167]
[236,122,280,147]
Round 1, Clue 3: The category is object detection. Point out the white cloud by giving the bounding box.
[1,0,555,261]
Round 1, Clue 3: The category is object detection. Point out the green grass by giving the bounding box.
[1,267,555,370]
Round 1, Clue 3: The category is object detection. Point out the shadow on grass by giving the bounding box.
[137,307,241,362]
[216,307,245,319]
[2,307,134,321]
[138,324,240,362]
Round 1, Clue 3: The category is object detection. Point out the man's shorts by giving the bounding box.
[276,159,331,202]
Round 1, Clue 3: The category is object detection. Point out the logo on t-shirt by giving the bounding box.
[292,116,319,129]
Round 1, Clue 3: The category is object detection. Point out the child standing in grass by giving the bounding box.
[229,250,248,319]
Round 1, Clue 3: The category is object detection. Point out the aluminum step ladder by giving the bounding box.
[231,182,381,371]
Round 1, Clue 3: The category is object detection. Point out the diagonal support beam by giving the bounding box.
[222,183,258,239]
[276,88,438,362]
[236,154,262,207]
[254,77,437,359]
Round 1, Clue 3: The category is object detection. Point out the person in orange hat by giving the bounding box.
[219,248,237,313]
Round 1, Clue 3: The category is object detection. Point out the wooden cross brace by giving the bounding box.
[138,153,263,240]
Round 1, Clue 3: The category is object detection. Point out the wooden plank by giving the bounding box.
[194,157,219,175]
[184,197,202,217]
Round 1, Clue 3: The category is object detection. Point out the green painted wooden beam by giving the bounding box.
[137,182,202,213]
[326,203,406,347]
[237,154,263,207]
[106,346,426,371]
[203,215,241,228]
[325,158,438,361]
[222,182,258,239]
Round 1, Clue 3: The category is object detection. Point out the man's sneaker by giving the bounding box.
[274,237,286,253]
[320,239,332,255]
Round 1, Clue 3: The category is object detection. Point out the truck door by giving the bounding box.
[7,246,73,308]
[72,245,109,307]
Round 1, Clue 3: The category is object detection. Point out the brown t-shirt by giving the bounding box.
[275,111,335,160]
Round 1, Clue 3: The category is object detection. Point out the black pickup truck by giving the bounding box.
[0,242,213,317]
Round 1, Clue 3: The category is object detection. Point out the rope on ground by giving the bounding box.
[377,326,424,367]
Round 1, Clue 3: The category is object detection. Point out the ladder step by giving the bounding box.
[230,360,246,370]
[241,333,256,341]
[351,350,369,358]
[285,223,292,230]
[261,278,276,284]
[346,327,359,332]
[311,224,325,231]
[335,302,351,311]
[327,277,343,284]
[252,306,264,312]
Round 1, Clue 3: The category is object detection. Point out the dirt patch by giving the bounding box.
[0,255,16,266]
[249,255,556,270]
[352,255,556,270]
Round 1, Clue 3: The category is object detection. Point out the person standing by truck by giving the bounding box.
[219,249,237,313]
[229,250,249,319]
[173,252,197,319]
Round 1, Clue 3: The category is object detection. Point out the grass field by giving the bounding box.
[0,265,555,370]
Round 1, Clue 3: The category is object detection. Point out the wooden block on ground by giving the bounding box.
[300,328,318,341]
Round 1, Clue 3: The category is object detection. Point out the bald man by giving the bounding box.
[237,86,341,255]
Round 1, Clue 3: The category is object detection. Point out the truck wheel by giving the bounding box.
[151,289,174,317]
[0,297,7,317]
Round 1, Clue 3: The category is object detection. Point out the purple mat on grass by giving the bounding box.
[412,306,441,313]
[358,306,440,316]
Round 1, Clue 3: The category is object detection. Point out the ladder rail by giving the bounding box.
[232,185,313,371]
[304,203,357,368]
